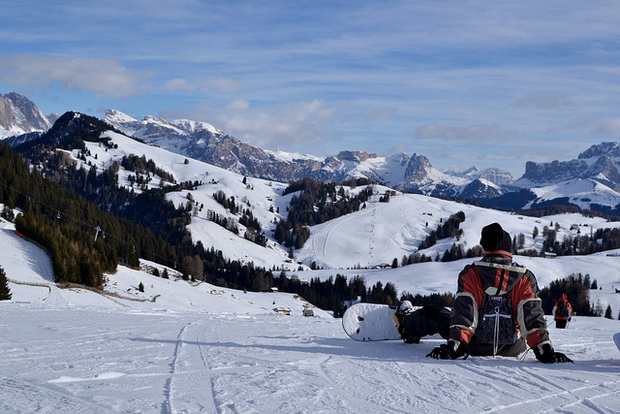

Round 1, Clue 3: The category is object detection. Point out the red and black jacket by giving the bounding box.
[449,251,551,356]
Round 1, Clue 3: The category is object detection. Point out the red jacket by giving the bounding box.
[449,254,550,356]
[553,298,573,320]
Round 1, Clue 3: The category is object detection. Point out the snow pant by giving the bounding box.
[400,305,452,342]
[402,305,527,357]
[555,319,567,329]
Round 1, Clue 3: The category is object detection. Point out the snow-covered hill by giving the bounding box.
[67,128,295,269]
[1,213,620,413]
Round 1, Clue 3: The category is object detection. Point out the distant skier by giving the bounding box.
[552,294,573,329]
[395,222,572,364]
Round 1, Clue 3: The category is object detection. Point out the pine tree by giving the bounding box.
[0,265,12,300]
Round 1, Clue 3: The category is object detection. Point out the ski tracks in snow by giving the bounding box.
[164,319,219,414]
[450,359,620,414]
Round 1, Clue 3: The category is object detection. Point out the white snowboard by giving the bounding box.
[342,303,419,341]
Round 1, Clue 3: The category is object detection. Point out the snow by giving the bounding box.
[523,179,620,210]
[1,214,620,413]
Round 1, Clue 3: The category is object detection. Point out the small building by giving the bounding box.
[273,307,291,315]
[303,309,314,317]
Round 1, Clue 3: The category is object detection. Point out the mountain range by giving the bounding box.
[3,92,620,215]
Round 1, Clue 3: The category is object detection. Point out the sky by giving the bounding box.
[1,1,620,177]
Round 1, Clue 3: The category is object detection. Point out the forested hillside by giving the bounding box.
[1,138,401,311]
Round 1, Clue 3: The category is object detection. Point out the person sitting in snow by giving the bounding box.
[394,222,572,364]
[552,294,573,329]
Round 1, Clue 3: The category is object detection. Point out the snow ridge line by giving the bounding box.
[7,277,51,288]
[7,277,152,303]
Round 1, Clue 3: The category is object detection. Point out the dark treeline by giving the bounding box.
[0,143,173,286]
[539,273,597,316]
[418,211,465,250]
[521,223,620,258]
[274,177,374,248]
[411,211,483,263]
[213,190,240,214]
[399,291,454,308]
[121,154,176,184]
[210,190,266,246]
[546,227,620,256]
[273,272,398,317]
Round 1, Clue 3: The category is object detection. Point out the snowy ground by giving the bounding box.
[2,216,620,413]
[1,302,619,414]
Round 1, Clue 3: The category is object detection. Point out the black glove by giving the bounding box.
[533,343,573,364]
[426,340,465,360]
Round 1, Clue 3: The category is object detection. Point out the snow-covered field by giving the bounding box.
[2,217,620,413]
[3,302,618,414]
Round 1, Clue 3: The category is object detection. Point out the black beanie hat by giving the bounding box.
[480,222,512,252]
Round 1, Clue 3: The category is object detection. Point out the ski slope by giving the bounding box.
[1,216,620,413]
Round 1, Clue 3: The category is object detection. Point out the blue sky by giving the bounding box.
[1,1,619,177]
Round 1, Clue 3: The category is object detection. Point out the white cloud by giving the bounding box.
[163,78,195,91]
[596,118,620,136]
[0,54,147,98]
[225,99,250,110]
[215,99,336,149]
[512,91,571,109]
[415,122,507,144]
[207,77,243,93]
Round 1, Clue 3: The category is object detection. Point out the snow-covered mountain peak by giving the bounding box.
[103,109,138,125]
[104,110,222,138]
[169,118,221,135]
[578,141,620,160]
[0,92,51,138]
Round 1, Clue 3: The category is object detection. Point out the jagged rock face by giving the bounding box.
[403,154,432,182]
[0,92,51,134]
[590,156,620,188]
[521,159,589,183]
[578,142,620,159]
[521,142,620,188]
[478,169,514,186]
